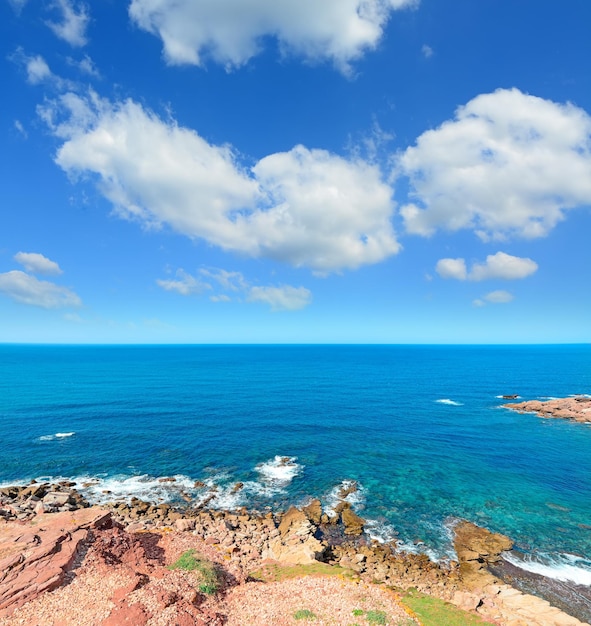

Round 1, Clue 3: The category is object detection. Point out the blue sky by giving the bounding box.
[1,0,590,343]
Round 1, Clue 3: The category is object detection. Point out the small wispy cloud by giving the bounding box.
[14,252,63,275]
[421,44,434,58]
[157,267,312,311]
[473,290,514,307]
[436,252,538,281]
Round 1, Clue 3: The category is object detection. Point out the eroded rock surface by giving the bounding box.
[0,507,110,616]
[505,396,591,423]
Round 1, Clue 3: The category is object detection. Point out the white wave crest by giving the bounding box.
[504,552,591,586]
[436,399,463,406]
[74,473,201,504]
[38,432,75,441]
[255,456,302,488]
[324,479,366,517]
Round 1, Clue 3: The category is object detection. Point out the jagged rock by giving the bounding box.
[42,492,71,507]
[341,507,365,535]
[0,507,111,616]
[102,599,151,625]
[175,518,196,532]
[302,499,322,524]
[454,520,513,588]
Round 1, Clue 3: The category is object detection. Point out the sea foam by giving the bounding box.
[435,399,463,406]
[504,551,591,586]
[38,432,75,441]
[255,456,302,488]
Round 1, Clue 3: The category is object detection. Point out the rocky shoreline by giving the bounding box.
[503,395,591,423]
[1,480,588,625]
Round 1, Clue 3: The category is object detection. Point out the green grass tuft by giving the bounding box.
[401,589,496,626]
[352,609,365,616]
[168,549,221,595]
[294,608,317,620]
[365,609,388,624]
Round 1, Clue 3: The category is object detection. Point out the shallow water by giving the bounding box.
[1,344,590,582]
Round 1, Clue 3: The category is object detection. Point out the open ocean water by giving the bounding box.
[1,344,591,586]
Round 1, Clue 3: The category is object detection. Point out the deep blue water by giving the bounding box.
[1,344,590,578]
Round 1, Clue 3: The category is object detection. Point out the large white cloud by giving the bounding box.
[46,0,89,47]
[14,252,63,275]
[399,88,591,241]
[436,251,538,281]
[0,271,81,308]
[128,0,416,72]
[44,92,399,273]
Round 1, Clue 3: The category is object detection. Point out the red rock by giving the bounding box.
[102,599,150,626]
[0,507,111,617]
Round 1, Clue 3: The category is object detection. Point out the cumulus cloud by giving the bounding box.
[248,285,312,311]
[11,48,73,89]
[128,0,417,72]
[0,270,81,308]
[42,92,399,273]
[436,251,538,281]
[46,0,89,47]
[399,88,591,241]
[157,267,311,311]
[23,53,52,84]
[14,252,63,275]
[473,290,514,306]
[435,257,467,280]
[156,269,210,295]
[469,251,537,281]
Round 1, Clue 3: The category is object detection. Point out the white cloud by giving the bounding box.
[200,268,248,292]
[469,251,537,281]
[435,257,467,280]
[24,54,52,84]
[248,285,312,311]
[67,54,100,77]
[46,0,89,47]
[44,92,399,273]
[14,252,63,275]
[473,290,514,307]
[128,0,417,72]
[436,251,538,281]
[14,120,27,138]
[157,267,312,311]
[399,88,591,241]
[421,44,433,58]
[12,48,73,90]
[210,294,231,303]
[0,271,81,308]
[156,269,210,295]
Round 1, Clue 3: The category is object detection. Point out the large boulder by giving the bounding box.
[263,506,326,565]
[453,520,513,588]
[341,507,365,535]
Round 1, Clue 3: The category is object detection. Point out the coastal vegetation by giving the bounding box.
[168,548,221,595]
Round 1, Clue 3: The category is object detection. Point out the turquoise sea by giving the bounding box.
[1,344,590,583]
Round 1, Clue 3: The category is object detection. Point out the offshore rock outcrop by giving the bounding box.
[505,395,591,423]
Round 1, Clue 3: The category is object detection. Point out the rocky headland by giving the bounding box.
[504,395,591,423]
[0,481,588,625]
